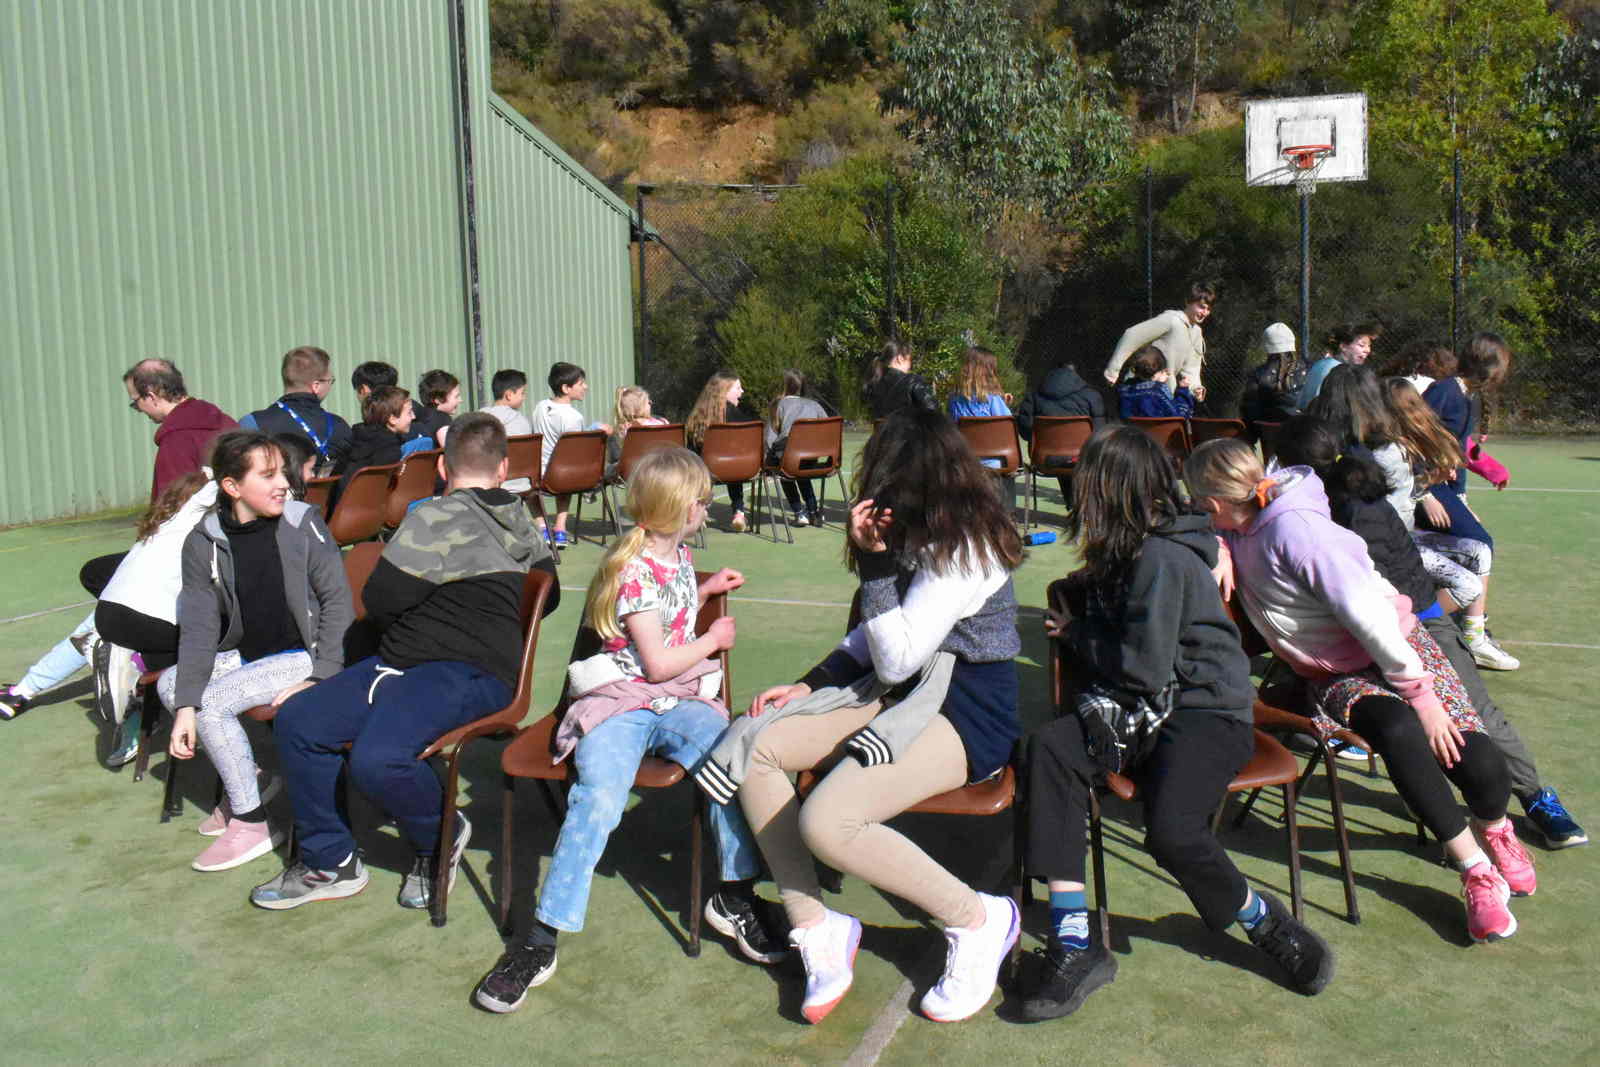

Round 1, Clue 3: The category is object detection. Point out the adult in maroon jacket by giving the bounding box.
[124,359,237,500]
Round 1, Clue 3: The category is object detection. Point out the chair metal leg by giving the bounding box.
[1233,786,1263,828]
[1026,468,1036,531]
[160,748,183,822]
[1089,789,1111,949]
[1283,780,1303,921]
[688,789,704,958]
[430,746,463,928]
[601,483,623,542]
[500,775,516,936]
[132,686,158,782]
[766,474,792,544]
[1010,792,1027,968]
[1322,755,1360,923]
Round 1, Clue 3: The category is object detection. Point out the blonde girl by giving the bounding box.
[1186,438,1533,944]
[605,385,668,474]
[473,447,781,1014]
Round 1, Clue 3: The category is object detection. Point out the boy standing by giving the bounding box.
[253,413,558,911]
[528,362,609,549]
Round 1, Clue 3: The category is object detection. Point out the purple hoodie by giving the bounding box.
[1221,466,1435,707]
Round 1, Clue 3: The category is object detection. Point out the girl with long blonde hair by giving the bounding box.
[605,385,668,476]
[475,447,782,1013]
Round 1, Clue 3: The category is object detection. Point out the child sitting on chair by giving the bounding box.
[1117,346,1196,419]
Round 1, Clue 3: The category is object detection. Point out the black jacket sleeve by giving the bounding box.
[362,557,436,631]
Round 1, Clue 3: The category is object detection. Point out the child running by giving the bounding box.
[695,411,1023,1025]
[1186,438,1536,943]
[473,447,781,1013]
[161,430,353,872]
[1017,425,1333,1022]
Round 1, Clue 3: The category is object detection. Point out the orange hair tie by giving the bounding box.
[1253,477,1278,509]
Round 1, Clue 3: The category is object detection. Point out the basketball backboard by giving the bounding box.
[1245,93,1368,187]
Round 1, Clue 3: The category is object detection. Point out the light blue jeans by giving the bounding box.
[534,700,760,933]
[18,611,95,697]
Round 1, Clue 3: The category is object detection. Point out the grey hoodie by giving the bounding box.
[174,500,352,708]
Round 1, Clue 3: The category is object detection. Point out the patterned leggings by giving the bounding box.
[1413,530,1491,608]
[157,650,312,811]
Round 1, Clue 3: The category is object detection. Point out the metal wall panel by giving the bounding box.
[1,1,637,526]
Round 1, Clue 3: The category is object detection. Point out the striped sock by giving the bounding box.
[1236,888,1268,929]
[1050,889,1090,950]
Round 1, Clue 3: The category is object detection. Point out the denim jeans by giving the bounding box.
[534,700,760,933]
[18,611,95,696]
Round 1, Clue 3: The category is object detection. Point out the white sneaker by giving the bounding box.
[920,893,1020,1023]
[105,644,140,724]
[791,511,810,527]
[1468,635,1520,671]
[790,909,861,1024]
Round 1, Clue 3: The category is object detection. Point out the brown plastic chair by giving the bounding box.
[497,574,732,955]
[385,450,442,528]
[303,476,339,520]
[1127,416,1191,464]
[1046,578,1303,948]
[755,416,849,544]
[602,423,686,537]
[538,430,608,546]
[327,463,400,545]
[957,416,1026,528]
[1189,418,1249,447]
[792,591,1026,965]
[505,433,547,527]
[699,421,764,537]
[1024,416,1094,528]
[1253,421,1285,466]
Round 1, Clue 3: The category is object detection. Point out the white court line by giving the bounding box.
[0,600,93,626]
[1502,640,1600,651]
[844,978,917,1067]
[1499,487,1600,494]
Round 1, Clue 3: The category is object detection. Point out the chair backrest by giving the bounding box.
[304,476,339,520]
[1127,416,1191,462]
[1189,417,1249,447]
[956,415,1023,476]
[342,541,385,620]
[700,421,764,484]
[385,450,442,527]
[616,422,687,482]
[1028,416,1095,474]
[505,433,543,486]
[540,430,606,495]
[328,463,400,545]
[1253,421,1284,466]
[779,416,845,478]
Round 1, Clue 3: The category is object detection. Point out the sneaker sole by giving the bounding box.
[252,869,371,910]
[702,897,788,965]
[92,643,113,723]
[192,830,283,872]
[1019,951,1118,1023]
[921,899,1021,1023]
[475,957,557,1014]
[801,918,861,1024]
[1539,831,1589,849]
[198,817,228,838]
[1471,653,1519,671]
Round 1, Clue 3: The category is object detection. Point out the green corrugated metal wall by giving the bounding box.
[0,1,636,527]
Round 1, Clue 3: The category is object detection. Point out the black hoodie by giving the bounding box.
[863,367,937,419]
[1059,514,1253,722]
[1015,365,1105,439]
[243,392,353,465]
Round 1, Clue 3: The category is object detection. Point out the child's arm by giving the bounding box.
[1172,384,1196,418]
[697,567,744,606]
[302,514,356,685]
[624,609,733,684]
[169,532,222,760]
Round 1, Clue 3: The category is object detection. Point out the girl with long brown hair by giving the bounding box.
[685,370,760,532]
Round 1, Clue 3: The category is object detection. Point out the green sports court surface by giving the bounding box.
[2,436,1597,1064]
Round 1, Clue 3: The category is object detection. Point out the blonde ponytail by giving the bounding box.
[585,527,652,642]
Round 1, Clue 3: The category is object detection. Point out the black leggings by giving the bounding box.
[79,553,128,598]
[779,477,818,513]
[1026,711,1254,931]
[1347,695,1510,842]
[95,601,180,672]
[726,481,745,513]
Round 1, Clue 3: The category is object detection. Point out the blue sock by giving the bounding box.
[1236,889,1268,930]
[1049,889,1090,949]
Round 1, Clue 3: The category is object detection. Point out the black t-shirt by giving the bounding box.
[221,511,301,663]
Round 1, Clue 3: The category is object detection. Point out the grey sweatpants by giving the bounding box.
[1422,614,1540,803]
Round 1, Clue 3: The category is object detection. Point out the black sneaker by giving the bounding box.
[0,685,30,720]
[1244,891,1334,995]
[704,890,788,964]
[474,943,558,1013]
[1018,939,1117,1022]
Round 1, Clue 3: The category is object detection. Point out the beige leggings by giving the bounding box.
[738,701,982,930]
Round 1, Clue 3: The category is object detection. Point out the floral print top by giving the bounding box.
[602,543,699,679]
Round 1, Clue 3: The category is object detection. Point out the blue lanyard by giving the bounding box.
[275,400,332,458]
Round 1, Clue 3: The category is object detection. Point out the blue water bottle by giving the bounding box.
[1023,531,1057,546]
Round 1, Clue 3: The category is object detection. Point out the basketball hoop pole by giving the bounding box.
[1300,183,1311,358]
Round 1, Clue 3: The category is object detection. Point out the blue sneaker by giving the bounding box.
[1523,787,1587,849]
[552,530,570,550]
[1330,740,1370,763]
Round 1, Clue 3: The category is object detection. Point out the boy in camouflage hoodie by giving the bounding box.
[253,414,558,912]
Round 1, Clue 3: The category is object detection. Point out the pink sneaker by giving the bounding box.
[1462,863,1517,943]
[192,819,282,872]
[198,803,229,837]
[1477,818,1536,897]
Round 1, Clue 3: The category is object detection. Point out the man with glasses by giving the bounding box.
[239,345,353,473]
[123,358,237,501]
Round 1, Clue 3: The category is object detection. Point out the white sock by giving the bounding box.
[1455,847,1491,873]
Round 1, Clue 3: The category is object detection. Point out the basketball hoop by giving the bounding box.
[1282,144,1333,196]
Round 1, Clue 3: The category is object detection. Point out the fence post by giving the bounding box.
[1452,147,1463,354]
[635,186,650,383]
[1144,166,1154,318]
[884,176,897,340]
[449,0,486,410]
[1299,185,1311,359]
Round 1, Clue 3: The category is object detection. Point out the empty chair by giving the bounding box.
[1024,415,1095,527]
[956,415,1026,527]
[327,463,400,545]
[385,450,443,528]
[1127,416,1191,464]
[698,422,765,537]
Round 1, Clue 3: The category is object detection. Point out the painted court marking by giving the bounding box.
[844,978,917,1067]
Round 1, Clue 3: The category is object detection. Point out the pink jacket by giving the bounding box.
[1222,467,1437,709]
[552,656,726,763]
[1463,436,1510,488]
